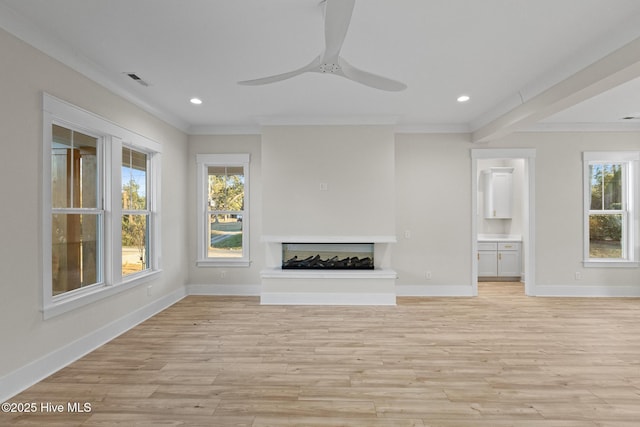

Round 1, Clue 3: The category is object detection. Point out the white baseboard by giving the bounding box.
[0,287,186,403]
[187,283,260,296]
[261,292,396,305]
[396,284,475,297]
[534,284,640,297]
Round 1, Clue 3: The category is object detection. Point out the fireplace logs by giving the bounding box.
[281,243,374,270]
[282,255,373,269]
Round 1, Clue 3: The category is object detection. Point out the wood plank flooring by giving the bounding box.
[3,282,640,426]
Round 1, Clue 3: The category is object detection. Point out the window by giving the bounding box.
[43,94,161,318]
[121,147,150,277]
[51,125,102,295]
[196,154,250,267]
[583,152,639,267]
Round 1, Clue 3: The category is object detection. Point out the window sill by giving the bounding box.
[583,260,639,268]
[43,270,162,320]
[196,259,251,268]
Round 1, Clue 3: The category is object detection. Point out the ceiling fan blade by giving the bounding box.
[239,1,405,92]
[238,56,322,86]
[339,57,407,91]
[323,0,355,59]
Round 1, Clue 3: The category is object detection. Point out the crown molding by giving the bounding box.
[257,115,400,127]
[187,121,640,136]
[188,124,262,135]
[394,123,471,134]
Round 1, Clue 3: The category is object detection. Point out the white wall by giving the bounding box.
[0,29,188,382]
[394,133,474,288]
[185,129,640,295]
[261,125,396,237]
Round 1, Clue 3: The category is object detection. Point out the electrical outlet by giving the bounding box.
[220,270,226,279]
[574,272,582,280]
[404,230,411,239]
[426,271,432,280]
[319,182,328,191]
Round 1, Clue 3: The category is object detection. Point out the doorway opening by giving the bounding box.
[471,149,536,296]
[478,281,525,297]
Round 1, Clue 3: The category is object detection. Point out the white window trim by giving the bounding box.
[196,153,250,267]
[42,93,162,319]
[582,151,639,268]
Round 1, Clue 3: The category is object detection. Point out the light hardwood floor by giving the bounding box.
[3,282,640,426]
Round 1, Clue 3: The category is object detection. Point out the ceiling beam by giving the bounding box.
[472,36,640,143]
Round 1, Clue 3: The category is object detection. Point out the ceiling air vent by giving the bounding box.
[124,72,150,87]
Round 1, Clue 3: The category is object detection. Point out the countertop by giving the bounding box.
[478,234,522,242]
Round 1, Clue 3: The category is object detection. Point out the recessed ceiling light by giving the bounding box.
[190,97,203,105]
[457,95,470,103]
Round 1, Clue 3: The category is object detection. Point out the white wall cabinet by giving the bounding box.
[483,168,514,219]
[478,241,521,278]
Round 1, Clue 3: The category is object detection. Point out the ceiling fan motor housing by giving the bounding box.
[319,63,341,73]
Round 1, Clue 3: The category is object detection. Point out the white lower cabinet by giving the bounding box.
[478,243,498,276]
[478,241,521,278]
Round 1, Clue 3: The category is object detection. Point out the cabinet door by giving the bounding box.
[498,250,520,277]
[484,171,513,218]
[478,251,498,276]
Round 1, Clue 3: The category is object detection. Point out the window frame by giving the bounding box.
[120,146,152,278]
[50,124,105,296]
[43,93,162,319]
[196,153,250,267]
[583,151,639,267]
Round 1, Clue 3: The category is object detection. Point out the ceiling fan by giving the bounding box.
[238,0,407,91]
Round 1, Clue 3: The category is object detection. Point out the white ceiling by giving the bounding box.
[2,0,640,139]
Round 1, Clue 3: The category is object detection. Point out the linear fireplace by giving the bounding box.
[261,236,396,305]
[282,243,374,270]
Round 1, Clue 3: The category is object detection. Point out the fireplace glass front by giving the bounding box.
[282,243,374,270]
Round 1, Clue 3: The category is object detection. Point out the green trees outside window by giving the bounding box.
[122,148,149,276]
[208,166,244,257]
[588,163,623,258]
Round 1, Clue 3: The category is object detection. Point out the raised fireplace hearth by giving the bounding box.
[282,243,373,270]
[261,235,397,305]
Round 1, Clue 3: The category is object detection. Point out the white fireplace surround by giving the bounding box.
[260,235,397,305]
